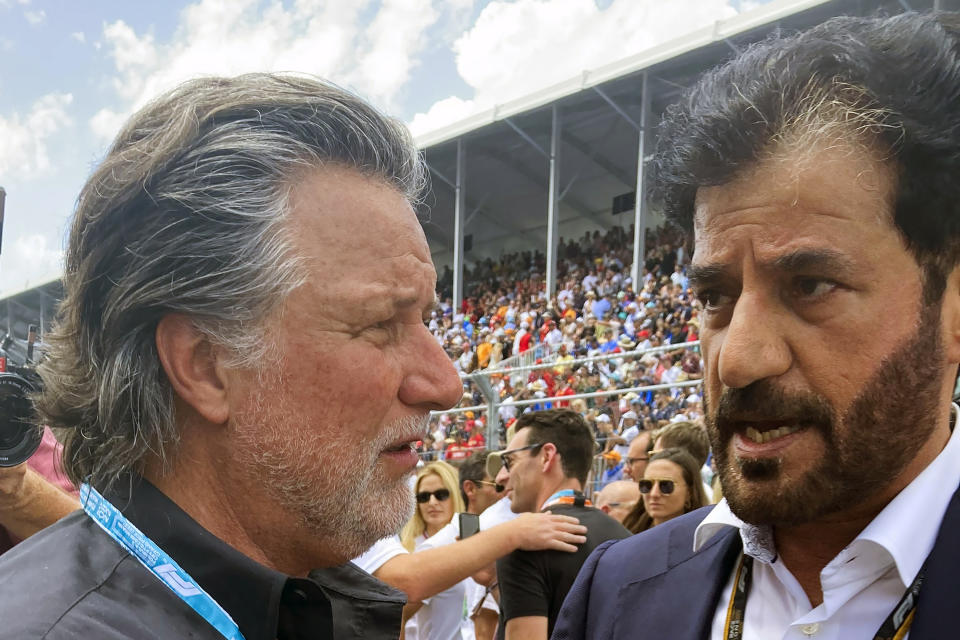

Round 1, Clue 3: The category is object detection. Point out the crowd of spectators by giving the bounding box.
[420,223,705,462]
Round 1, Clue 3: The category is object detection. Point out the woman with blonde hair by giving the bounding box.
[399,461,468,639]
[400,461,465,551]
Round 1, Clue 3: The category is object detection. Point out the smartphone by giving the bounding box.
[459,512,480,539]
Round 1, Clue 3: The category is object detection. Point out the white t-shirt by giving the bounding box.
[420,497,519,625]
[614,425,640,460]
[407,534,469,640]
[351,534,407,575]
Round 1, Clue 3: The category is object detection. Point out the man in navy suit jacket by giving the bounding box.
[554,11,960,640]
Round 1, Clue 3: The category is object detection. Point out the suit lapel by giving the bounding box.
[616,526,742,639]
[909,482,960,639]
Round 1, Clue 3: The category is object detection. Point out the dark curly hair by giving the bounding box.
[654,11,960,303]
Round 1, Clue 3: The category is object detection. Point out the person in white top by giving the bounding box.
[352,461,587,639]
[552,12,960,640]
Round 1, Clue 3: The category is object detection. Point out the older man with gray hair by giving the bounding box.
[0,74,465,640]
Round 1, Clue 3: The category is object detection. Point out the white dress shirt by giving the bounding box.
[695,407,960,640]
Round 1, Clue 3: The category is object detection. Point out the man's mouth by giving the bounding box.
[383,441,416,454]
[742,423,803,444]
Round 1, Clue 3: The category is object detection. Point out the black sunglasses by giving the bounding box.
[501,443,545,472]
[637,478,676,495]
[416,488,451,504]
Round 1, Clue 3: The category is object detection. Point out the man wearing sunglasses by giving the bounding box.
[491,409,630,640]
[555,12,960,640]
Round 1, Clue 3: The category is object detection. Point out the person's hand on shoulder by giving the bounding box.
[508,512,586,553]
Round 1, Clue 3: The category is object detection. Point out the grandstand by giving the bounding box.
[1,0,955,461]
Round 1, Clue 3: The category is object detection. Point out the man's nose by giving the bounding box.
[716,292,791,389]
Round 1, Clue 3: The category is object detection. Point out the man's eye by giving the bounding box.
[696,290,733,310]
[793,278,838,300]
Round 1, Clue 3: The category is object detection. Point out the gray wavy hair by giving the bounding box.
[37,73,426,490]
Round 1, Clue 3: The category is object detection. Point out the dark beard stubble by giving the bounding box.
[705,303,944,527]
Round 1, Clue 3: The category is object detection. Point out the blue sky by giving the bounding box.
[0,0,767,297]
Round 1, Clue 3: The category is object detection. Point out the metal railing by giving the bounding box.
[429,340,702,454]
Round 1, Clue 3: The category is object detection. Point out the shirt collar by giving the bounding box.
[693,404,960,585]
[107,476,290,640]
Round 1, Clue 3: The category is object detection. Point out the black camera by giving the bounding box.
[0,328,43,467]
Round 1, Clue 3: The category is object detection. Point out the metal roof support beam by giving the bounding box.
[546,105,561,301]
[464,195,489,229]
[559,173,579,202]
[426,162,456,191]
[632,73,652,287]
[723,37,740,55]
[592,86,641,133]
[453,139,466,311]
[652,75,687,91]
[897,0,912,10]
[504,118,549,158]
[564,130,634,189]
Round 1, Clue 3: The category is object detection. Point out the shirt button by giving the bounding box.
[290,588,308,604]
[800,623,820,636]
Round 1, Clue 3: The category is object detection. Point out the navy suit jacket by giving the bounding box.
[552,484,960,639]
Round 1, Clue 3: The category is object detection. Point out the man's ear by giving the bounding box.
[155,314,230,425]
[942,266,960,365]
[462,480,477,503]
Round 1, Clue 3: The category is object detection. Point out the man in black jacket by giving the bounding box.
[0,73,464,639]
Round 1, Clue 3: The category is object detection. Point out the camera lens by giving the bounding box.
[0,373,43,467]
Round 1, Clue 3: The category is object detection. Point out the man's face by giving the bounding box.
[496,428,545,514]
[692,144,946,527]
[472,473,504,514]
[624,431,652,480]
[227,167,462,564]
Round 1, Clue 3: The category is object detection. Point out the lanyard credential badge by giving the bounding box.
[80,483,246,640]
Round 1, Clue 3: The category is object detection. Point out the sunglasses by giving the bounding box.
[626,456,649,465]
[478,480,506,492]
[500,443,545,472]
[637,478,677,495]
[416,488,451,504]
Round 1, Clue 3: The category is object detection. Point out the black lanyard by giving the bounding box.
[723,553,925,640]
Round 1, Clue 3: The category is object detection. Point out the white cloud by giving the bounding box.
[456,0,736,105]
[70,31,86,44]
[23,8,44,24]
[409,95,476,137]
[409,0,742,136]
[0,234,64,295]
[91,0,447,142]
[0,93,73,180]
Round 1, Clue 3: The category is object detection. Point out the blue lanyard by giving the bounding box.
[80,483,245,640]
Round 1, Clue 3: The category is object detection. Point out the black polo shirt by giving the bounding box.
[108,477,405,640]
[497,502,631,637]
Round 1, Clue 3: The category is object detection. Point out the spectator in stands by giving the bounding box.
[623,430,653,481]
[492,409,630,639]
[0,74,466,639]
[555,13,960,640]
[0,429,79,555]
[594,480,640,525]
[622,448,707,534]
[598,451,624,489]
